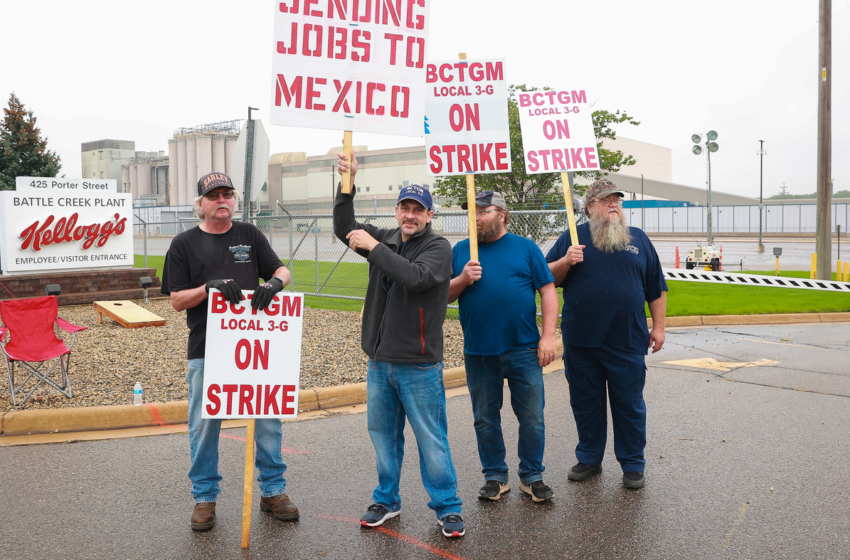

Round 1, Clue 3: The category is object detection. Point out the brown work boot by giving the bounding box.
[260,493,299,521]
[191,502,216,531]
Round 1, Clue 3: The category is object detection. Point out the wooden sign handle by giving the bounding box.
[560,172,580,246]
[241,419,256,548]
[457,52,479,261]
[341,131,353,194]
[465,174,478,261]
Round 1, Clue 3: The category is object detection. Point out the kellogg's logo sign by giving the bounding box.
[19,213,127,251]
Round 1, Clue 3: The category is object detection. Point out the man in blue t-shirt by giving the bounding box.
[449,191,559,503]
[546,179,668,490]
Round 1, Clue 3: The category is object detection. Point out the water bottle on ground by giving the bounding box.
[134,382,143,406]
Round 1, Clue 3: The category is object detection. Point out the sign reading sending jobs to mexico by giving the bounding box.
[0,181,132,274]
[202,291,305,420]
[426,59,510,176]
[271,0,430,137]
[517,88,600,174]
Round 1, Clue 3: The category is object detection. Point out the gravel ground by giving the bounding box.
[0,298,469,413]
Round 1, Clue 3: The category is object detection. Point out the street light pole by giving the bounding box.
[757,140,766,252]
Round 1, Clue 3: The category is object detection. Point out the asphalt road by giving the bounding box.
[2,323,848,559]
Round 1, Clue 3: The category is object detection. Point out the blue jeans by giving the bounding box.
[366,360,462,520]
[186,358,288,502]
[464,348,546,485]
[563,345,647,472]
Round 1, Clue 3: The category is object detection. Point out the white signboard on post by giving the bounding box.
[0,190,133,274]
[202,291,305,420]
[16,177,117,193]
[425,58,510,176]
[517,88,599,174]
[270,0,430,137]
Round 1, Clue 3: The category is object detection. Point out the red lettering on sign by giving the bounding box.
[519,93,530,107]
[223,385,238,415]
[254,340,270,370]
[351,30,371,62]
[527,151,539,172]
[327,26,347,60]
[18,212,126,252]
[426,64,437,83]
[551,149,565,170]
[485,62,503,81]
[406,36,424,68]
[235,339,251,370]
[584,147,597,168]
[469,62,483,82]
[442,145,456,173]
[302,24,323,57]
[352,0,371,22]
[206,384,221,415]
[239,385,254,415]
[495,143,509,170]
[366,82,385,115]
[381,0,401,25]
[384,33,403,65]
[333,80,353,112]
[407,0,425,29]
[211,292,228,313]
[281,295,302,317]
[264,385,281,415]
[457,145,471,173]
[571,90,587,104]
[390,86,410,117]
[275,74,303,108]
[282,385,297,414]
[570,148,586,169]
[328,0,347,19]
[429,146,442,174]
[479,143,494,171]
[307,77,326,110]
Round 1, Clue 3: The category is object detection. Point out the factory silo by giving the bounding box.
[212,137,226,174]
[177,138,188,206]
[196,136,213,179]
[137,162,152,197]
[129,163,139,199]
[121,166,130,195]
[185,137,198,205]
[168,140,177,205]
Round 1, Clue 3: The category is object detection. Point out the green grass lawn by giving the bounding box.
[137,255,850,318]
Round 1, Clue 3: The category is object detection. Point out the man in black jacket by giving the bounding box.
[333,151,465,538]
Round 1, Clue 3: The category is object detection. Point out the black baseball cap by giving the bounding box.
[198,172,235,197]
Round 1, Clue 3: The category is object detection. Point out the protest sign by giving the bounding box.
[425,58,510,176]
[202,290,304,420]
[517,88,597,246]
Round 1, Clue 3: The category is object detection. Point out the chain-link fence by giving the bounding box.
[133,210,579,314]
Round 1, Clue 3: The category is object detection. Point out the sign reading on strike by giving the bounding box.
[517,89,599,174]
[270,0,430,137]
[202,291,305,419]
[425,59,510,176]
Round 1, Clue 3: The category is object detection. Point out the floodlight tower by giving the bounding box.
[757,141,766,253]
[691,131,719,244]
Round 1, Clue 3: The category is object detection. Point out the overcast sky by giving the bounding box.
[2,0,848,199]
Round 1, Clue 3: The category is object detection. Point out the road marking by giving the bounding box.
[219,432,310,454]
[313,514,469,560]
[738,337,846,352]
[723,502,750,548]
[662,357,779,372]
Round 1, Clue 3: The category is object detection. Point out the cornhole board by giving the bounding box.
[93,300,166,328]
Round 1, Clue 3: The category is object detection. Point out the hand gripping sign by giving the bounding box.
[270,0,431,193]
[517,88,598,246]
[202,290,304,419]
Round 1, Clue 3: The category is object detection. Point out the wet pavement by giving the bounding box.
[2,323,849,559]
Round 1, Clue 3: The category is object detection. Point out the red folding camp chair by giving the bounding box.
[0,295,87,406]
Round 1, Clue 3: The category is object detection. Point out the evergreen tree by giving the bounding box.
[0,93,62,190]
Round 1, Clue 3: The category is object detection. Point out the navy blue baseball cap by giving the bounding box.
[397,184,433,210]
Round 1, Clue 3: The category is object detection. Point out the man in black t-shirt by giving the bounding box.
[160,172,296,531]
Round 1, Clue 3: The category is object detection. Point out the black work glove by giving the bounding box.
[251,277,285,310]
[205,279,243,305]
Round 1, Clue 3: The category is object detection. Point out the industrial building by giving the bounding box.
[81,139,135,188]
[120,121,242,206]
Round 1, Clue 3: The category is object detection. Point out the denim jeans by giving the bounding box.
[366,360,462,520]
[186,358,288,502]
[563,345,647,472]
[464,348,546,485]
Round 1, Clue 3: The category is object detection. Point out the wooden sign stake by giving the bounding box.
[459,53,479,260]
[341,131,353,194]
[240,419,256,548]
[560,171,580,246]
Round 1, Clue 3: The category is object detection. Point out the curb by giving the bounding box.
[2,312,848,437]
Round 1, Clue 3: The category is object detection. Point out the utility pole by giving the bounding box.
[757,141,766,252]
[816,0,832,280]
[243,107,259,221]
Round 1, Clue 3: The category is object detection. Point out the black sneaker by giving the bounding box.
[478,480,511,501]
[623,471,645,489]
[360,504,399,527]
[520,480,554,502]
[439,514,465,538]
[568,462,602,481]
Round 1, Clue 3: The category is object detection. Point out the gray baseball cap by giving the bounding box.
[461,190,508,210]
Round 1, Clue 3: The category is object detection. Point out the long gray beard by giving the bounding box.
[589,211,632,253]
